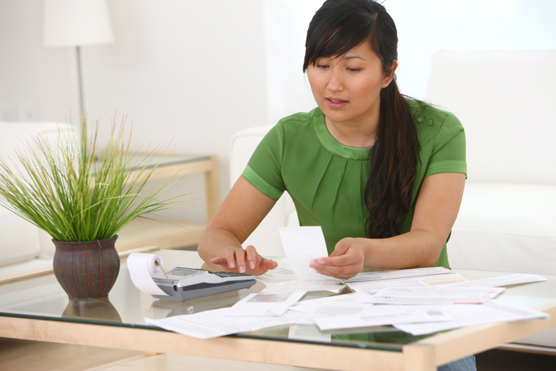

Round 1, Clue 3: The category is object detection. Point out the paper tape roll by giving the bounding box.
[127,253,168,296]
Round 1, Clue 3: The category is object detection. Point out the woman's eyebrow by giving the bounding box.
[343,55,366,61]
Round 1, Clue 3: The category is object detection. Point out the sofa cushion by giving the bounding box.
[0,121,76,261]
[0,207,40,267]
[448,183,556,275]
[424,50,556,185]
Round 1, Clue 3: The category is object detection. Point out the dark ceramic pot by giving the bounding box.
[52,235,120,301]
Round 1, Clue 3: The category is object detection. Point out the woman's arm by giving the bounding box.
[198,176,278,275]
[312,173,466,279]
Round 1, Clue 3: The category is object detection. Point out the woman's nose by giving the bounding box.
[326,68,344,92]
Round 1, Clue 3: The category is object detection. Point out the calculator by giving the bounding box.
[151,267,257,301]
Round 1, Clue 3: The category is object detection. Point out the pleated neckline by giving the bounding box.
[312,108,372,161]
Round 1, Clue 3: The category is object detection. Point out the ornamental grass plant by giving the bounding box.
[0,117,190,243]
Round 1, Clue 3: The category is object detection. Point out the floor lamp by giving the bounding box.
[43,0,114,129]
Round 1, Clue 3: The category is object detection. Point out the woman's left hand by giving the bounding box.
[309,237,366,279]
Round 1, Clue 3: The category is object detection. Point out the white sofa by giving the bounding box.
[0,122,77,278]
[230,50,556,349]
[425,50,556,276]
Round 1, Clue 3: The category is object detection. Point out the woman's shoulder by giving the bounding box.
[277,107,321,127]
[406,98,464,141]
[269,108,322,139]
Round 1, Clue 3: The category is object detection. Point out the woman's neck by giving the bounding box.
[324,110,379,148]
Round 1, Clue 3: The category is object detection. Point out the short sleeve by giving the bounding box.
[424,112,467,178]
[242,123,286,201]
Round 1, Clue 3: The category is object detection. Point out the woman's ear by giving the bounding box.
[382,60,398,88]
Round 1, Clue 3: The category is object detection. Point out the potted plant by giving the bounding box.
[0,117,189,301]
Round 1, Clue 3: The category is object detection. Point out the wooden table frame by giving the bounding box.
[0,294,554,370]
[117,154,219,251]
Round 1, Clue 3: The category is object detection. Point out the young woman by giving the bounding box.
[199,0,466,281]
[199,1,475,368]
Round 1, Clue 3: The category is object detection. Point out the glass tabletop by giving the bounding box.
[93,154,211,171]
[0,250,554,352]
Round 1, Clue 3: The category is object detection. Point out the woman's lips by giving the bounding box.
[326,98,347,108]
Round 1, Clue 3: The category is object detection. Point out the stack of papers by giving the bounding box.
[144,227,549,339]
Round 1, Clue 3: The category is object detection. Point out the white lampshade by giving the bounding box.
[44,0,114,47]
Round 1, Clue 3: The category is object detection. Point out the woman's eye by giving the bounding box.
[316,64,329,69]
[347,68,361,72]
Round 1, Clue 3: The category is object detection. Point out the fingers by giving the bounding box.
[209,257,226,265]
[263,258,278,270]
[245,245,258,270]
[315,264,359,280]
[330,238,353,257]
[311,238,364,279]
[212,246,278,275]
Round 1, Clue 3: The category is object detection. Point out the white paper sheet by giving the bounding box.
[127,253,168,296]
[442,274,547,288]
[145,308,307,340]
[344,267,452,283]
[420,273,467,287]
[223,291,306,317]
[368,286,505,305]
[261,279,343,294]
[315,305,453,331]
[288,324,332,342]
[346,278,430,294]
[257,267,297,283]
[279,226,330,281]
[290,293,373,313]
[394,300,549,335]
[287,293,374,325]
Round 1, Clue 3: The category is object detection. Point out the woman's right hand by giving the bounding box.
[210,245,278,276]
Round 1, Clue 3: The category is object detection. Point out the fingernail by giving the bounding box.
[319,259,326,265]
[239,266,245,273]
[249,261,255,269]
[229,262,235,268]
[310,261,318,269]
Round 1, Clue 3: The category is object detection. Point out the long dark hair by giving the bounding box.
[303,0,419,239]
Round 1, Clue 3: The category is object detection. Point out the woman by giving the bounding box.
[199,1,475,368]
[199,0,466,280]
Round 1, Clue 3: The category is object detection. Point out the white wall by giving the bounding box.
[264,0,556,125]
[0,0,267,222]
[2,0,556,221]
[0,0,75,122]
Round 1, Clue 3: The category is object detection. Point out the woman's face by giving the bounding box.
[307,42,396,129]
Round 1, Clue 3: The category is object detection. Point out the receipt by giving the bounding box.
[278,226,329,281]
[127,253,168,296]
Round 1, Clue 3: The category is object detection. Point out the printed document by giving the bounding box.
[223,291,306,317]
[314,305,453,331]
[261,280,344,294]
[344,267,452,283]
[442,274,547,288]
[145,308,307,340]
[367,286,505,305]
[394,300,549,335]
[347,277,430,294]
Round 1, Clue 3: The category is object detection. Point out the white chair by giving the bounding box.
[230,126,299,257]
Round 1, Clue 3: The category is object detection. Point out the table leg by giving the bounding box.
[402,343,436,371]
[204,155,220,223]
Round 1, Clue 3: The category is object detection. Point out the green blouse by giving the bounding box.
[242,99,467,268]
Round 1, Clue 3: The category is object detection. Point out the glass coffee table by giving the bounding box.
[0,249,554,371]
